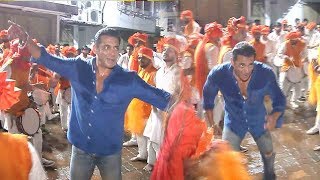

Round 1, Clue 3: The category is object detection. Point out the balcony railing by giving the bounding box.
[117,1,158,20]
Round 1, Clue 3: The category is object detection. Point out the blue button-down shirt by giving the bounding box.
[32,47,171,155]
[203,62,286,139]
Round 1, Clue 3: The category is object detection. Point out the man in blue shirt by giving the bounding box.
[8,21,171,180]
[203,42,286,180]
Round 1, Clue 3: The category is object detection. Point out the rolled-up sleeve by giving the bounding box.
[203,69,219,110]
[31,46,78,80]
[133,74,171,111]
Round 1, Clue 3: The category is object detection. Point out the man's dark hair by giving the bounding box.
[254,19,261,25]
[232,41,256,61]
[94,27,121,45]
[275,22,282,27]
[82,45,91,51]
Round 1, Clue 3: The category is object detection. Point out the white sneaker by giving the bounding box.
[306,126,319,135]
[123,140,138,147]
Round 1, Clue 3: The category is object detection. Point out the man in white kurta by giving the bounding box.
[143,37,181,171]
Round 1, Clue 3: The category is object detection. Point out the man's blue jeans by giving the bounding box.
[70,145,122,180]
[222,127,276,180]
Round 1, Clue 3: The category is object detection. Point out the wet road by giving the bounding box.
[44,103,320,180]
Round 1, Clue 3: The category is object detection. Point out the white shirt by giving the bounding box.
[144,63,180,144]
[117,53,130,70]
[261,37,277,64]
[77,54,92,61]
[268,30,288,48]
[205,43,220,70]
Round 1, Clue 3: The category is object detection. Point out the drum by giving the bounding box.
[5,89,30,116]
[31,88,50,106]
[63,87,71,104]
[16,108,40,136]
[286,67,304,83]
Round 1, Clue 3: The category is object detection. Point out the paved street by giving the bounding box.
[44,104,320,180]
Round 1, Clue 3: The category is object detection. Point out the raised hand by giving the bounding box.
[7,20,28,43]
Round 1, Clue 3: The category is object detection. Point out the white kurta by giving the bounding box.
[143,63,180,145]
[117,53,130,70]
[28,142,47,180]
[205,43,220,70]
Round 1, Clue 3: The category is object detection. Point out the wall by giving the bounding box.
[179,0,249,27]
[0,7,57,45]
[102,1,156,33]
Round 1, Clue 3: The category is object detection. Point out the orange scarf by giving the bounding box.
[124,65,157,135]
[281,40,306,71]
[194,38,210,97]
[250,40,266,63]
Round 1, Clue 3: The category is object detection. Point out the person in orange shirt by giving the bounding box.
[250,25,266,63]
[261,26,278,77]
[276,31,307,109]
[218,16,247,64]
[29,44,59,126]
[123,32,149,147]
[180,10,201,37]
[194,22,223,98]
[125,47,157,162]
[0,30,11,66]
[127,32,148,72]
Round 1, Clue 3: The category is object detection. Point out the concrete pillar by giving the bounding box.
[264,0,271,26]
[56,15,60,43]
[73,25,79,48]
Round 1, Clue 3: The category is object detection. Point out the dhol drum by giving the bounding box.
[16,108,40,136]
[286,66,304,83]
[31,88,50,106]
[63,87,71,104]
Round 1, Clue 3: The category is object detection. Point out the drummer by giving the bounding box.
[276,31,307,109]
[0,39,55,167]
[29,43,59,126]
[54,46,76,133]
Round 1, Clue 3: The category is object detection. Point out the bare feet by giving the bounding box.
[143,164,153,172]
[130,156,146,162]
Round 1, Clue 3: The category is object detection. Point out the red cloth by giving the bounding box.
[194,40,209,97]
[128,32,148,46]
[151,101,206,180]
[0,72,21,110]
[138,47,153,60]
[285,31,301,40]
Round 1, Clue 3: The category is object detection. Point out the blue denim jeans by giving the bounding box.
[70,145,122,180]
[222,127,276,180]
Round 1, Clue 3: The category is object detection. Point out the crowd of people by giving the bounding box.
[0,8,320,180]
